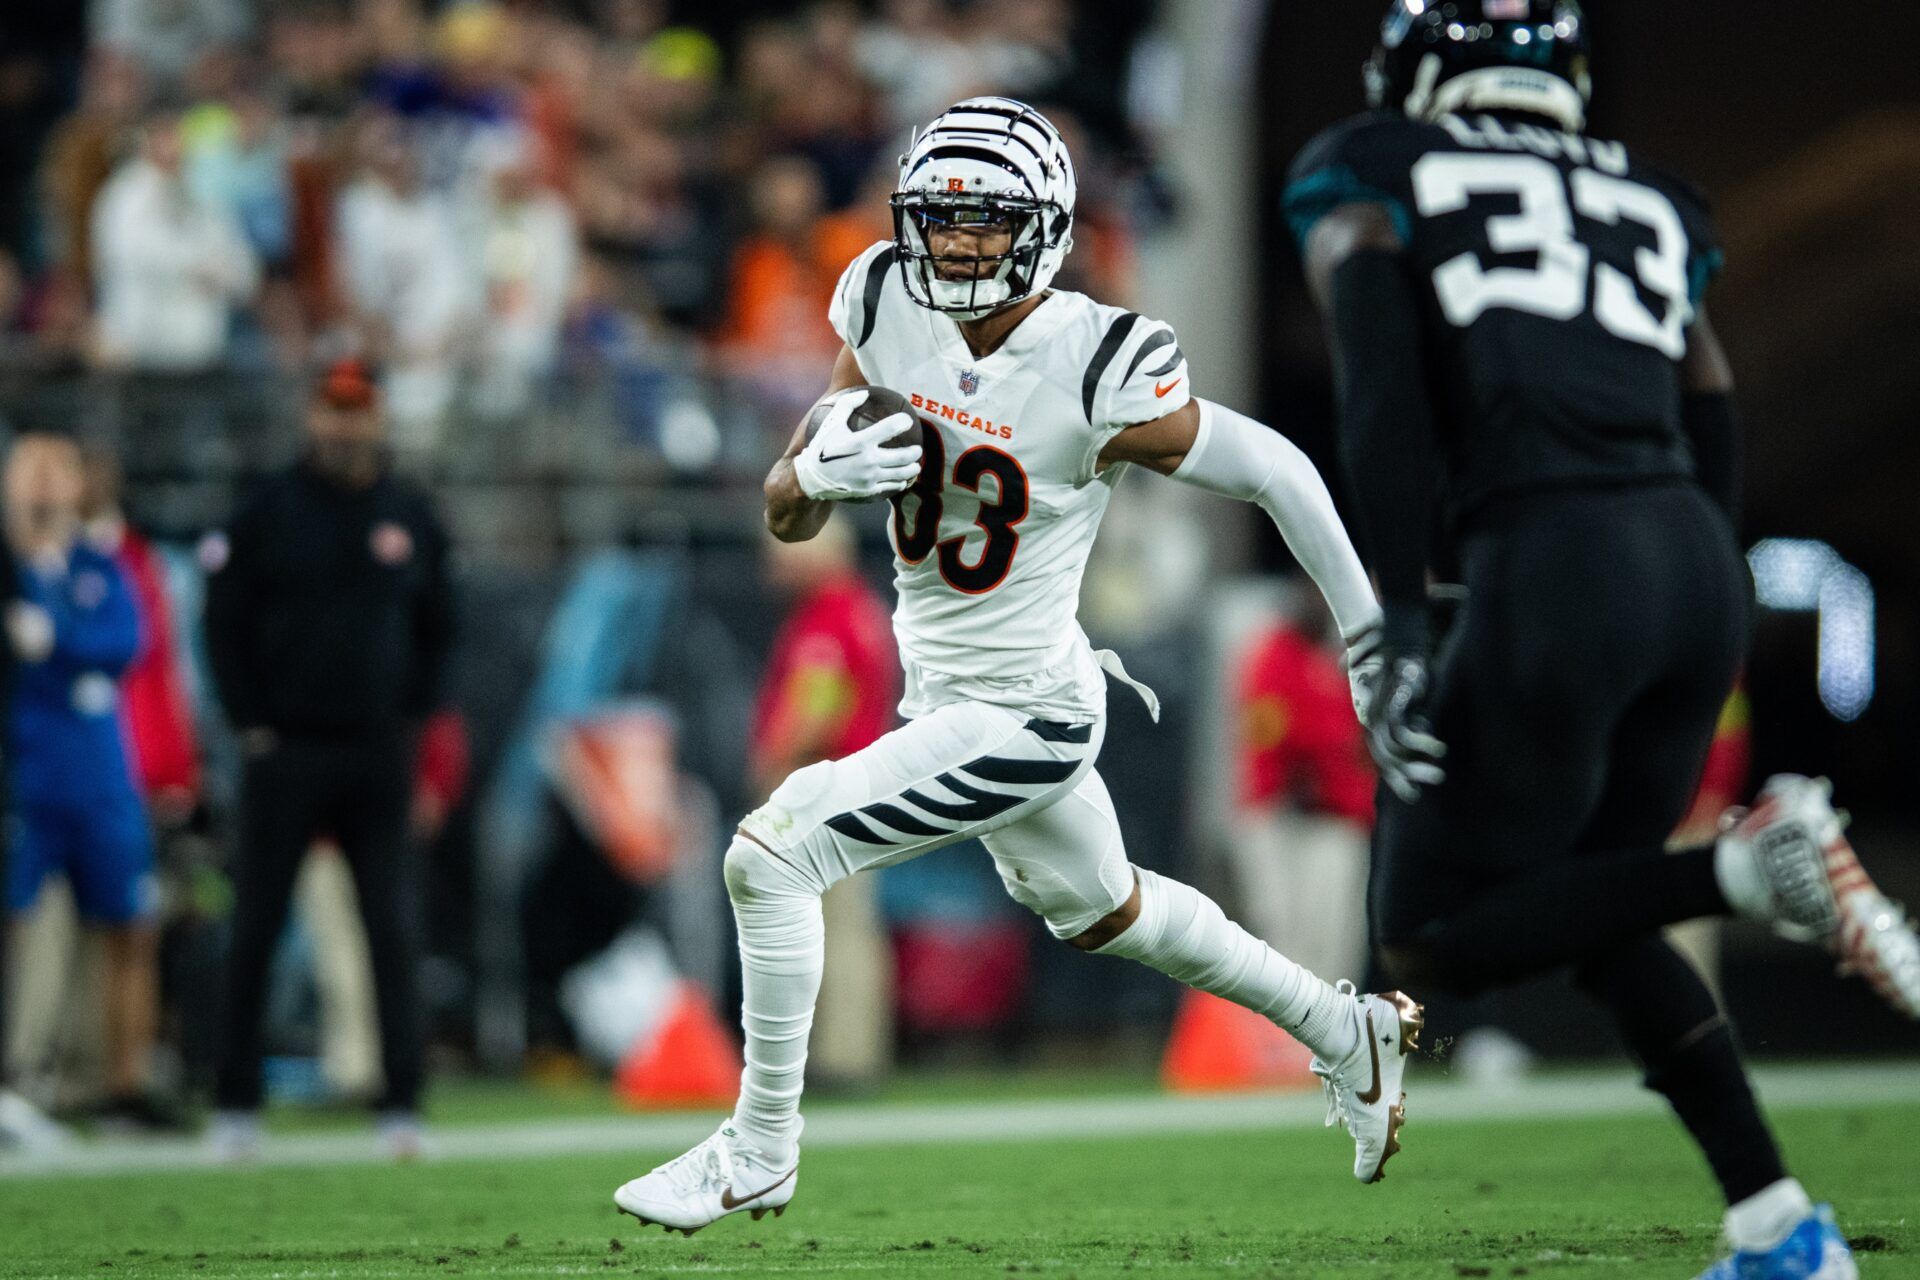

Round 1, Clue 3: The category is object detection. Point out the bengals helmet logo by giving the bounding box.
[947,178,965,192]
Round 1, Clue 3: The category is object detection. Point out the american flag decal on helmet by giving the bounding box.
[958,368,980,396]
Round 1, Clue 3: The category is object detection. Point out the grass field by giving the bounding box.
[3,1070,1917,1279]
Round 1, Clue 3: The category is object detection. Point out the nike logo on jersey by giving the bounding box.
[719,1166,795,1211]
[1355,1009,1383,1105]
[1154,377,1183,398]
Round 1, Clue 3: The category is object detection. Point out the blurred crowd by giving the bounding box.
[0,0,1173,1145]
[0,0,1165,459]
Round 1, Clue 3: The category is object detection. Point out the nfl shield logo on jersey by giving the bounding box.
[957,368,980,397]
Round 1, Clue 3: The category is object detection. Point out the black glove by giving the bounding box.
[1356,607,1447,803]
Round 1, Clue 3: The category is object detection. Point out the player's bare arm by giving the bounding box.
[1095,398,1202,474]
[764,345,869,543]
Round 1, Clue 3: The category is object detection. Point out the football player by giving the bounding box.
[1284,4,1920,1278]
[615,97,1420,1233]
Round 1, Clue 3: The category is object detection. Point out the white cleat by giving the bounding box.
[1311,983,1424,1183]
[1719,774,1920,1018]
[0,1088,72,1154]
[379,1111,428,1163]
[205,1109,263,1163]
[613,1125,798,1236]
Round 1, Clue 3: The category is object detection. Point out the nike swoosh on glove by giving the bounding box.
[792,389,923,502]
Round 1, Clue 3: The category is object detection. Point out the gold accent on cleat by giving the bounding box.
[1385,991,1425,1054]
[1370,1093,1409,1184]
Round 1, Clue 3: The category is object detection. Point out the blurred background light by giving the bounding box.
[1749,538,1876,721]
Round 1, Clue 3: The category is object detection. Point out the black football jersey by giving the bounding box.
[1285,110,1722,524]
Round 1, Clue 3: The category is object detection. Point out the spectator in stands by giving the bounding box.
[712,155,871,422]
[0,515,73,1154]
[38,53,147,292]
[469,134,577,419]
[91,111,259,372]
[752,520,898,1092]
[91,0,249,94]
[854,0,1054,132]
[204,358,455,1161]
[335,113,471,452]
[80,449,201,825]
[365,2,522,193]
[2,434,179,1130]
[183,82,293,272]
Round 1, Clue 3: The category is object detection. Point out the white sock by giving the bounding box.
[1724,1177,1813,1253]
[725,838,823,1165]
[1095,867,1360,1063]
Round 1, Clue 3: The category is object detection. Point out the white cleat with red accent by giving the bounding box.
[614,1125,798,1236]
[1310,983,1425,1184]
[1718,774,1920,1019]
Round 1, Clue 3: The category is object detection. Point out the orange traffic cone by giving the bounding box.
[1160,990,1318,1093]
[614,982,742,1109]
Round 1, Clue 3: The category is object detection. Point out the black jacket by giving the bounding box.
[205,461,455,737]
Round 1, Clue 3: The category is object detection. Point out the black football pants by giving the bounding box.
[1369,480,1786,1204]
[215,734,424,1113]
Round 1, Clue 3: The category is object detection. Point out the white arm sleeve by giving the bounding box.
[1170,399,1382,641]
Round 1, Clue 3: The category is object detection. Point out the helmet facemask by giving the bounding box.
[891,97,1078,321]
[891,190,1062,320]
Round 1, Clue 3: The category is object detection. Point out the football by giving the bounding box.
[804,385,922,451]
[802,385,924,502]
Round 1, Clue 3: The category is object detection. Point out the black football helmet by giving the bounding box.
[1364,0,1591,132]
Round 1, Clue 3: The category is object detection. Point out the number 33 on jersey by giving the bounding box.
[827,239,1190,682]
[1283,108,1723,516]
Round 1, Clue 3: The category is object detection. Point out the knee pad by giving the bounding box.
[990,849,1132,941]
[723,836,822,904]
[739,760,839,855]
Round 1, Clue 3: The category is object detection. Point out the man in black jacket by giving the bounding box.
[204,358,454,1158]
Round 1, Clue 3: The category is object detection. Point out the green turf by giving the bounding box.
[4,1103,1916,1279]
[259,1063,1164,1135]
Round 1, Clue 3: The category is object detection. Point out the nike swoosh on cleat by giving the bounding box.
[719,1167,795,1211]
[1355,1010,1383,1105]
[1154,378,1182,398]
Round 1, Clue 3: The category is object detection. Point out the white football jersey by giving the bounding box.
[827,241,1192,722]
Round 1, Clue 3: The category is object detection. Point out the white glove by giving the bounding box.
[791,390,923,502]
[1345,618,1447,803]
[1344,618,1385,724]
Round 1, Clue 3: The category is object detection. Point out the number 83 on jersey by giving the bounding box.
[889,427,1030,596]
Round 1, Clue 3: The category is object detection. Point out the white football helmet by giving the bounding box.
[891,97,1076,320]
